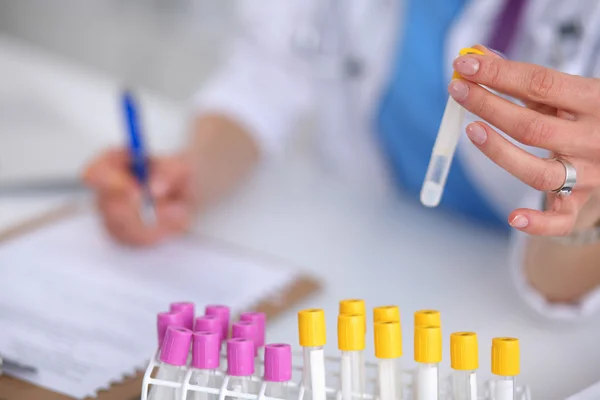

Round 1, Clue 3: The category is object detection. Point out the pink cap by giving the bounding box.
[170,302,195,330]
[227,338,254,376]
[157,311,186,347]
[159,326,193,366]
[194,315,222,337]
[192,331,220,369]
[264,344,292,382]
[205,305,230,340]
[240,312,266,348]
[232,322,258,356]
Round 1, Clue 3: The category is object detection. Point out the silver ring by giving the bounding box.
[551,158,577,197]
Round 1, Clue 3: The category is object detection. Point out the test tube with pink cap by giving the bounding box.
[156,311,186,351]
[205,305,231,343]
[226,338,255,400]
[170,302,195,331]
[240,312,266,353]
[148,326,193,400]
[263,344,292,399]
[232,321,260,375]
[189,331,222,400]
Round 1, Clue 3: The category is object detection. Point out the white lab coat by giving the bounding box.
[194,0,600,319]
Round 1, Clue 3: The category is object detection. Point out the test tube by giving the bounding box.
[205,305,231,343]
[240,312,267,355]
[421,48,485,208]
[450,332,478,400]
[263,344,293,399]
[414,325,442,400]
[170,302,195,331]
[338,314,366,400]
[414,310,441,328]
[148,326,192,400]
[232,322,258,355]
[298,309,327,400]
[227,338,255,400]
[157,311,186,349]
[374,320,402,400]
[373,305,400,324]
[189,331,221,400]
[492,338,520,400]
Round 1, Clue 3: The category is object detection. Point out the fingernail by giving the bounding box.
[466,123,487,145]
[151,179,169,197]
[454,56,480,76]
[448,80,469,101]
[510,215,529,229]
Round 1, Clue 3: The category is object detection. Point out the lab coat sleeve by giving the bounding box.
[191,1,313,159]
[509,191,600,320]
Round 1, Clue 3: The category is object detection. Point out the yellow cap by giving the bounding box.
[492,338,520,376]
[450,332,479,370]
[340,299,366,332]
[374,321,402,358]
[340,299,366,316]
[373,305,400,323]
[414,310,441,328]
[453,47,486,79]
[338,314,365,351]
[298,309,326,347]
[414,325,442,363]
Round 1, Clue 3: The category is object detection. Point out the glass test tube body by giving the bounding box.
[302,346,326,400]
[148,363,187,400]
[451,370,477,400]
[265,382,290,400]
[421,97,466,207]
[228,376,253,400]
[416,363,439,400]
[494,376,516,400]
[378,358,401,400]
[341,350,364,400]
[188,369,220,400]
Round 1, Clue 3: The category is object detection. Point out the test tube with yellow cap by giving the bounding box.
[340,299,367,394]
[338,314,366,400]
[298,309,327,400]
[374,320,402,400]
[450,332,478,400]
[414,325,442,400]
[492,338,520,400]
[421,48,485,208]
[414,310,441,328]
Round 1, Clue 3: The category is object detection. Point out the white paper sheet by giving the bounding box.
[0,213,299,398]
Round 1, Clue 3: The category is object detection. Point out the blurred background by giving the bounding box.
[0,0,235,100]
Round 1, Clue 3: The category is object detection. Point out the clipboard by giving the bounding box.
[0,204,321,400]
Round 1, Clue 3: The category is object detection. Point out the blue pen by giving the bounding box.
[122,89,157,226]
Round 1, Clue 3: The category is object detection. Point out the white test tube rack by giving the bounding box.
[141,350,532,400]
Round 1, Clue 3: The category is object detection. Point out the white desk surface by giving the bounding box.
[0,36,598,400]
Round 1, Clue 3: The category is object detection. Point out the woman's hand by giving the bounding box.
[449,46,600,236]
[83,149,196,246]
